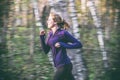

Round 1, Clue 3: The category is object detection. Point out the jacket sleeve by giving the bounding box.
[40,35,50,54]
[59,31,82,49]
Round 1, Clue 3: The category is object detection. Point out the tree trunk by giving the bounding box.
[31,0,43,30]
[87,0,108,68]
[69,0,88,80]
[114,9,119,28]
[103,0,111,40]
[80,0,88,25]
[14,0,22,26]
[21,0,28,26]
[29,0,40,60]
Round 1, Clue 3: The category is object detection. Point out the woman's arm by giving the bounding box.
[59,31,82,49]
[40,35,50,54]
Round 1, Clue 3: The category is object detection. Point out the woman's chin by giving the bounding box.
[48,25,53,29]
[48,27,51,29]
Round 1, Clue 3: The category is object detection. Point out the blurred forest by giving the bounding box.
[0,0,120,80]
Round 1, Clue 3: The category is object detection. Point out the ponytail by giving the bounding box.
[61,19,70,30]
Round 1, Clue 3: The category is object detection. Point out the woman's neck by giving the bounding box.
[51,25,59,35]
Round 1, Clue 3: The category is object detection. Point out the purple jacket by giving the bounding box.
[40,28,82,68]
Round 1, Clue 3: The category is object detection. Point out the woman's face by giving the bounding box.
[47,15,55,29]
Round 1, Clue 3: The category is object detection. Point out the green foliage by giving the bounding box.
[0,27,54,80]
[105,28,120,80]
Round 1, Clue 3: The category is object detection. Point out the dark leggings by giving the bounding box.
[54,63,75,80]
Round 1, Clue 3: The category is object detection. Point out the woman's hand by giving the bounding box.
[40,30,45,35]
[55,42,61,48]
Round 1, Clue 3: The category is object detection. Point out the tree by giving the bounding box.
[87,0,108,69]
[69,0,88,80]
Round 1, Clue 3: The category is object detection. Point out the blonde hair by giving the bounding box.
[49,12,70,30]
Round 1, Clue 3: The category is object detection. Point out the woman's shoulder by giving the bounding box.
[60,29,71,36]
[60,29,68,33]
[58,29,67,36]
